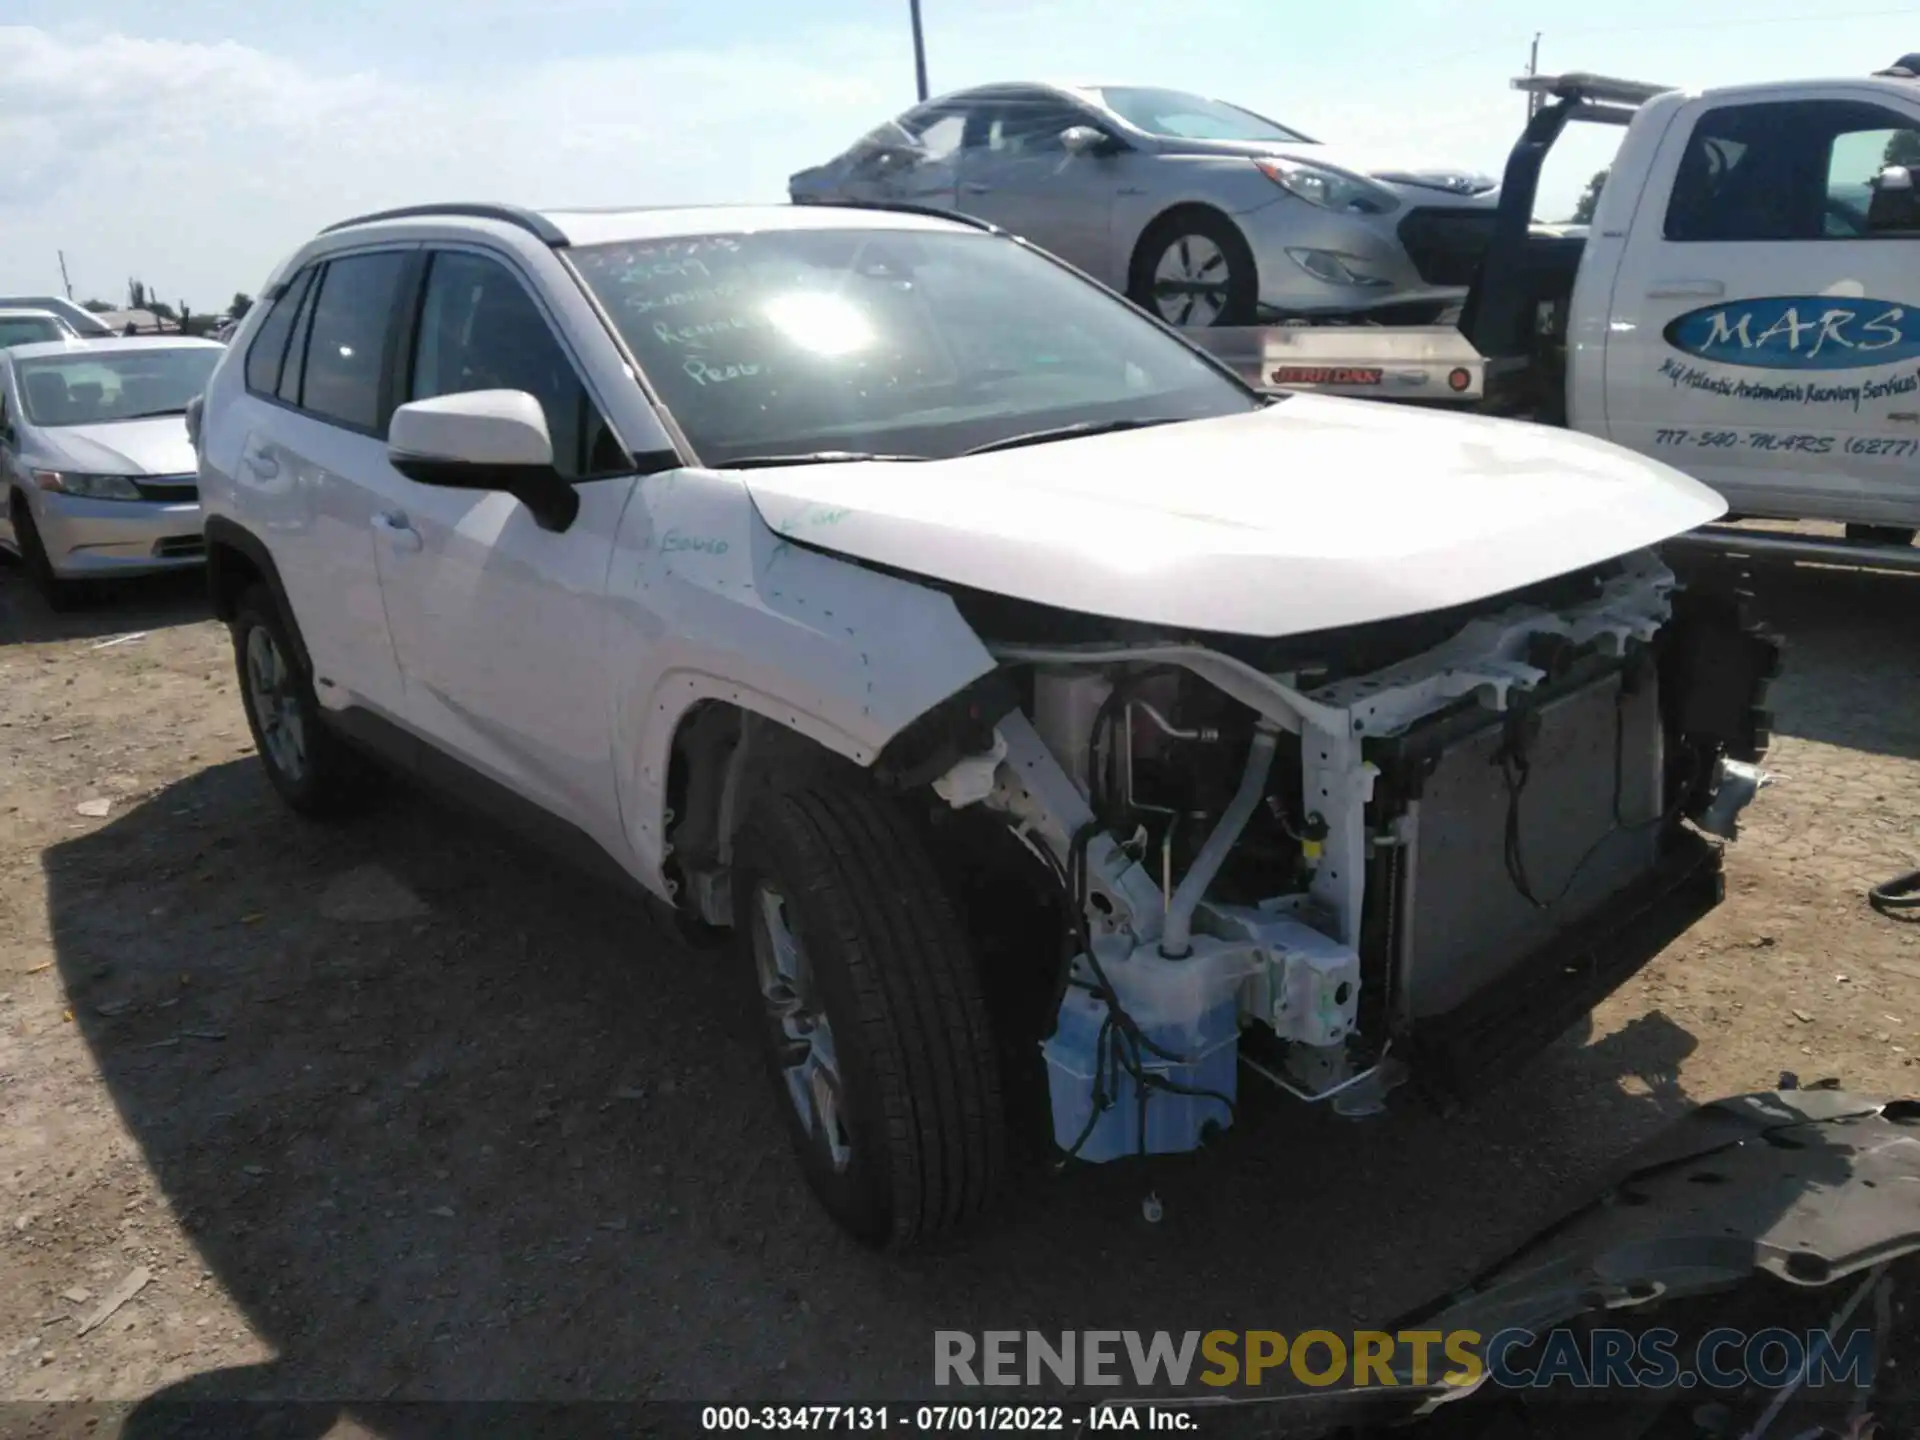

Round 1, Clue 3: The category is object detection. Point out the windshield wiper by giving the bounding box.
[114,407,189,420]
[960,417,1182,457]
[714,450,930,470]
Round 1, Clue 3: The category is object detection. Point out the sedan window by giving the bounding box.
[0,316,69,349]
[568,226,1262,467]
[15,348,221,427]
[1094,87,1313,144]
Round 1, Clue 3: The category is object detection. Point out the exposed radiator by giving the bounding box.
[1393,667,1665,1023]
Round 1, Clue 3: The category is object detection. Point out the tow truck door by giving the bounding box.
[1603,85,1920,526]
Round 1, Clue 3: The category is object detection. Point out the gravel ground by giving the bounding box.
[0,552,1917,1430]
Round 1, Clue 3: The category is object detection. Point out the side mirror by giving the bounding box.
[386,389,579,532]
[1060,125,1114,157]
[1868,164,1920,234]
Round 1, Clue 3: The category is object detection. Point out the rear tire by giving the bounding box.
[734,781,1004,1248]
[12,501,80,612]
[230,584,379,818]
[1128,208,1259,328]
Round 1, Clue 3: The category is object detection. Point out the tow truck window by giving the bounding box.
[1665,98,1920,242]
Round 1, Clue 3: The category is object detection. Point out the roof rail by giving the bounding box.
[788,196,1001,233]
[319,203,569,246]
[1512,72,1676,107]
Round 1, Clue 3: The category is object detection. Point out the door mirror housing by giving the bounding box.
[1868,164,1920,234]
[1060,125,1117,157]
[387,389,579,532]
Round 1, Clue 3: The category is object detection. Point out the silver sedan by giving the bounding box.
[791,82,1500,327]
[0,337,224,609]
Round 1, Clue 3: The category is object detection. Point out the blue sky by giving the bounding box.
[3,0,1918,311]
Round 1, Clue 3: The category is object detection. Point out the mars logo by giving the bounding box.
[1664,296,1920,371]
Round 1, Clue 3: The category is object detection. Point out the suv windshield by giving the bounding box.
[568,226,1261,466]
[16,348,221,427]
[1094,87,1313,144]
[0,316,71,349]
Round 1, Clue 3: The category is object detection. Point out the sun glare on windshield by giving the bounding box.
[761,291,877,358]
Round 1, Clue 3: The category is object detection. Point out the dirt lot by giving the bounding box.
[1,552,1917,1428]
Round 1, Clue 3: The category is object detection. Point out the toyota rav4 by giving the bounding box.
[192,200,1779,1248]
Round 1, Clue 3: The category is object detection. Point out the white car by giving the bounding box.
[791,82,1500,327]
[0,307,82,349]
[194,200,1776,1247]
[1,336,224,608]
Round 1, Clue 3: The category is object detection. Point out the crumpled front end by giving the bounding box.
[896,548,1781,1157]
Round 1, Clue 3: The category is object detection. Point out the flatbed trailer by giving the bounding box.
[1179,68,1920,574]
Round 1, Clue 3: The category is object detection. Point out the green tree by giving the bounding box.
[1571,167,1609,224]
[1884,130,1920,170]
[229,292,254,320]
[80,298,112,313]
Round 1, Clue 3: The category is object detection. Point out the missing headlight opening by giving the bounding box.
[905,549,1777,1160]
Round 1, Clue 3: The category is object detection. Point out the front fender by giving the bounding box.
[605,470,998,892]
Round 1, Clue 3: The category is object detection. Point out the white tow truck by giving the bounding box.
[1186,66,1920,573]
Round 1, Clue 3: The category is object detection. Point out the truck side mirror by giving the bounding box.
[1867,164,1920,234]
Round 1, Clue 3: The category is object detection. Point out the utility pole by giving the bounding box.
[909,0,929,102]
[1526,32,1542,118]
[57,250,73,300]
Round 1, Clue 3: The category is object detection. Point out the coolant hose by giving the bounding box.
[1159,723,1281,958]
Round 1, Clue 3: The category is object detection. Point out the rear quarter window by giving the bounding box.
[244,267,317,396]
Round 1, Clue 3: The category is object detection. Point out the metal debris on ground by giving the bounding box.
[74,1266,150,1336]
[88,632,149,651]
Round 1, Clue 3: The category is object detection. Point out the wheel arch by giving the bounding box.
[204,516,313,676]
[647,663,1015,919]
[1129,200,1250,273]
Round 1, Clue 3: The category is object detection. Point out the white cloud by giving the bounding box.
[0,22,907,307]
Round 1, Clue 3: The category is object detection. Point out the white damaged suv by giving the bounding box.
[193,201,1778,1247]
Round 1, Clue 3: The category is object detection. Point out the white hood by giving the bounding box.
[41,417,195,477]
[742,398,1726,639]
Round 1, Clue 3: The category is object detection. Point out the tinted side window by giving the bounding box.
[902,107,967,160]
[1665,98,1920,242]
[407,251,624,479]
[277,269,323,408]
[243,266,316,396]
[298,252,408,430]
[985,96,1087,155]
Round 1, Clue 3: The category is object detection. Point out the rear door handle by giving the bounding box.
[372,510,423,554]
[1647,278,1726,299]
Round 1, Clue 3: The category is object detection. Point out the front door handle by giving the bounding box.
[372,510,423,554]
[960,181,991,195]
[1647,278,1726,299]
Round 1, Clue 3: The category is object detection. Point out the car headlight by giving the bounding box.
[1254,158,1400,216]
[32,470,144,501]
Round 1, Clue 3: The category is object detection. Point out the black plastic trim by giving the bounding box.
[1406,831,1725,1098]
[201,517,312,676]
[320,203,570,247]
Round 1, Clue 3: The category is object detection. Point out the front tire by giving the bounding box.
[230,584,378,818]
[735,781,1004,1248]
[12,501,80,612]
[1128,208,1258,328]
